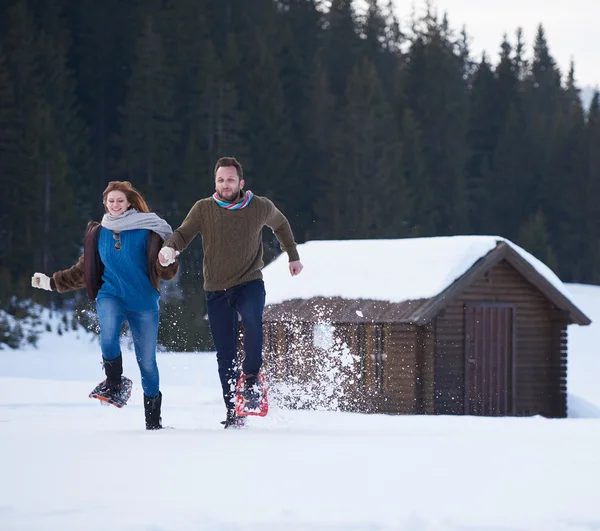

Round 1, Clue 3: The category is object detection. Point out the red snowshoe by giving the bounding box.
[234,373,268,417]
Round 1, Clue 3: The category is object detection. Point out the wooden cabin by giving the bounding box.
[259,237,591,418]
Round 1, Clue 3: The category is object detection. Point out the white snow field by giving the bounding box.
[0,283,599,531]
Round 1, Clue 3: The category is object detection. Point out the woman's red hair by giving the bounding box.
[102,181,150,213]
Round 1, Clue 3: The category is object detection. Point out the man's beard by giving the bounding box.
[218,188,240,202]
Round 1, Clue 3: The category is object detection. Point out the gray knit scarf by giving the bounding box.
[101,209,173,241]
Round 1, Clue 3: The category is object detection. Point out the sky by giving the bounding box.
[388,0,600,88]
[1,283,599,530]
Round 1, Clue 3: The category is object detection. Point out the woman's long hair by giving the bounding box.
[102,181,150,213]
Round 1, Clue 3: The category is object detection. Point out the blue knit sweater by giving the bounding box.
[97,227,160,311]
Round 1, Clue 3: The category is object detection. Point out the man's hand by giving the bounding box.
[31,273,52,291]
[289,260,303,276]
[159,247,179,266]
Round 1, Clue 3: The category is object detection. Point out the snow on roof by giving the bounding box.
[263,235,573,306]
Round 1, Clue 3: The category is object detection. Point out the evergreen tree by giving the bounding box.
[362,0,386,60]
[4,0,80,277]
[513,27,528,81]
[494,35,519,136]
[304,52,336,241]
[278,0,322,67]
[202,40,248,188]
[399,108,435,236]
[3,0,42,275]
[277,1,324,240]
[523,25,563,248]
[237,29,297,211]
[65,0,137,219]
[321,0,361,103]
[361,0,404,102]
[517,209,558,273]
[482,33,525,237]
[120,12,179,208]
[0,46,21,278]
[489,103,536,240]
[34,4,91,220]
[321,59,409,239]
[552,62,587,281]
[162,0,213,208]
[465,54,496,232]
[404,16,469,234]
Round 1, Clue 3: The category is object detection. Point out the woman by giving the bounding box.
[31,181,179,430]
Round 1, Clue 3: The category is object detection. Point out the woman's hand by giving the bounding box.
[159,247,179,266]
[31,273,52,291]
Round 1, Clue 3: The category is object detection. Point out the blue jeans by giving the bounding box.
[96,296,160,398]
[205,279,266,410]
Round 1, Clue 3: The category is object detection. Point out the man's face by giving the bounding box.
[215,166,244,202]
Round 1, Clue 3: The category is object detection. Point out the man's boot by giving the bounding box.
[221,408,245,429]
[243,373,260,410]
[144,392,163,430]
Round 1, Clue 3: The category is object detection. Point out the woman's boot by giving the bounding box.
[89,355,132,407]
[144,392,163,430]
[102,355,123,387]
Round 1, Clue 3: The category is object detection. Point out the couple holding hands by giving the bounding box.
[31,157,303,430]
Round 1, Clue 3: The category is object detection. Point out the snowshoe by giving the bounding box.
[89,376,133,408]
[234,373,268,417]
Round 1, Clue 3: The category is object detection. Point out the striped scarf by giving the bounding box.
[212,190,254,210]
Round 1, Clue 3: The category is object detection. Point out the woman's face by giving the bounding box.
[105,190,131,216]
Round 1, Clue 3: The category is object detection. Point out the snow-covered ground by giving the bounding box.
[566,283,600,418]
[0,284,599,531]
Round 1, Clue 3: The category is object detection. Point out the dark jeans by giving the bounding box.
[205,279,266,410]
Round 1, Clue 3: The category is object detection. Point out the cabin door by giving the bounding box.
[465,304,515,415]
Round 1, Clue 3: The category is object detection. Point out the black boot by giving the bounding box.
[243,373,260,410]
[221,408,245,429]
[144,392,163,430]
[102,355,123,387]
[91,355,131,406]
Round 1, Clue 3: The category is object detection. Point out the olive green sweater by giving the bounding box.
[164,195,300,291]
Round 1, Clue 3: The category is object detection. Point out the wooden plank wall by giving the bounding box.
[416,323,435,414]
[434,260,568,417]
[264,320,437,415]
[370,323,418,413]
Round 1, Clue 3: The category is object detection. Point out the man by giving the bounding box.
[159,157,303,428]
